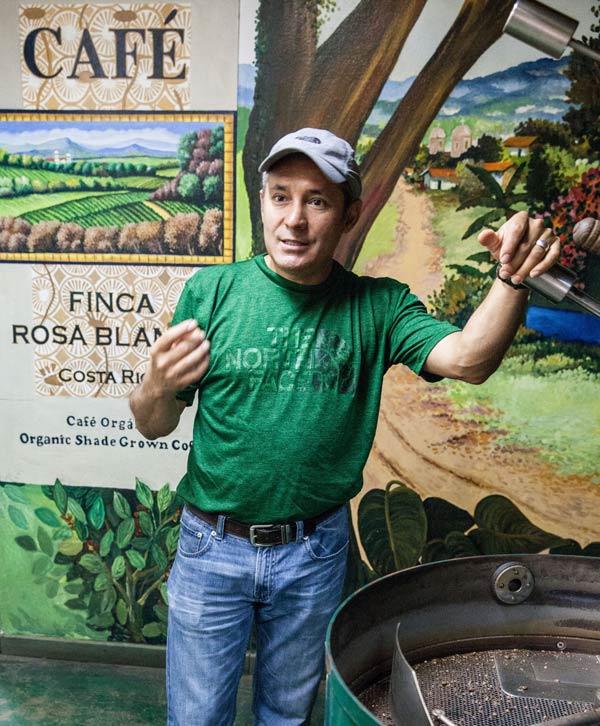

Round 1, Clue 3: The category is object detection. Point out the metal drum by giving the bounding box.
[325,555,600,725]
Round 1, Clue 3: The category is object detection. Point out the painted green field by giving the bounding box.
[80,202,164,227]
[0,164,87,184]
[21,191,149,225]
[156,167,180,178]
[0,190,111,216]
[118,176,164,190]
[152,200,203,216]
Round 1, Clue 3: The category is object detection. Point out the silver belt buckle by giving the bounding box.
[249,523,292,546]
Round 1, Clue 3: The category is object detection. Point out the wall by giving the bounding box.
[1,0,599,646]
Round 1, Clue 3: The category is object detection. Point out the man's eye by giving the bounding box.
[310,198,325,207]
[273,194,286,202]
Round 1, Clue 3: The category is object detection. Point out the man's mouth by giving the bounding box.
[280,238,309,247]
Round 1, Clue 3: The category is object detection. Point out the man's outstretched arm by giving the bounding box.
[423,211,561,384]
[130,319,210,439]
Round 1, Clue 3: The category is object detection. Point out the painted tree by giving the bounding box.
[242,0,514,266]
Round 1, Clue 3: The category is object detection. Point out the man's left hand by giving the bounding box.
[478,211,562,287]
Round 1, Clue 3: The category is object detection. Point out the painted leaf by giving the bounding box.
[100,586,117,614]
[4,485,28,503]
[53,527,74,542]
[116,517,135,548]
[15,535,37,551]
[445,531,481,558]
[37,527,54,557]
[421,538,450,563]
[358,482,427,576]
[79,553,105,573]
[74,520,89,542]
[424,497,474,540]
[64,598,87,610]
[142,622,162,638]
[64,581,84,595]
[88,612,115,629]
[45,580,59,599]
[160,582,169,604]
[88,591,104,617]
[58,537,83,557]
[8,505,28,530]
[131,536,150,551]
[470,495,565,554]
[111,555,126,580]
[166,525,180,554]
[157,484,173,513]
[34,507,61,528]
[88,497,106,530]
[116,599,128,626]
[151,543,168,571]
[139,511,154,536]
[125,548,146,570]
[67,498,87,524]
[135,479,154,510]
[99,530,114,557]
[32,554,52,577]
[53,479,68,515]
[113,491,131,520]
[94,572,111,592]
[153,603,168,623]
[461,209,504,239]
[54,553,74,565]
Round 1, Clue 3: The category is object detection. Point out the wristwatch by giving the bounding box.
[496,263,528,291]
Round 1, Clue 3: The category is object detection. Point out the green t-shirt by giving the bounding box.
[171,254,459,523]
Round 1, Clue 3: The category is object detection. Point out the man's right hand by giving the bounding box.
[129,319,210,439]
[146,318,211,396]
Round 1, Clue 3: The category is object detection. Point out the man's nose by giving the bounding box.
[285,201,307,228]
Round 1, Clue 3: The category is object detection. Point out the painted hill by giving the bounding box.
[238,56,573,139]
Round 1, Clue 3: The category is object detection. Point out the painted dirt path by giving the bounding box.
[357,179,600,545]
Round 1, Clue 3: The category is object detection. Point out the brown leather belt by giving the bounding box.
[185,503,340,546]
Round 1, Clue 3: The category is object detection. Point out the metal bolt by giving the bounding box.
[557,641,566,650]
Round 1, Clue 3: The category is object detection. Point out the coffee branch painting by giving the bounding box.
[0,112,235,266]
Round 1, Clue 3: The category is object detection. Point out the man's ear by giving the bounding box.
[343,199,362,232]
[259,188,264,220]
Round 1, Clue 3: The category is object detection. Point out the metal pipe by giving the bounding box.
[504,1,600,64]
[569,38,600,64]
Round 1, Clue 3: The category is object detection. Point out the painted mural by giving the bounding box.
[236,0,600,589]
[1,0,600,646]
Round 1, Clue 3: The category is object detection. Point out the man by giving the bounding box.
[130,128,560,726]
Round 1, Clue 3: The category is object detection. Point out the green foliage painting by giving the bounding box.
[2,480,182,644]
[348,481,600,589]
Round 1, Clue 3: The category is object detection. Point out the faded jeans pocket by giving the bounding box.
[175,506,215,558]
[303,505,349,561]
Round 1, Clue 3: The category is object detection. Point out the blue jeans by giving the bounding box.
[166,504,349,726]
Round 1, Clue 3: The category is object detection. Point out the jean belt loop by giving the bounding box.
[295,518,304,542]
[215,514,226,540]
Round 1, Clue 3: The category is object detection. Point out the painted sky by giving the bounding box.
[0,121,217,153]
[239,0,597,81]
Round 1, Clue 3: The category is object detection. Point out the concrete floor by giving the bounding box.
[0,655,325,725]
